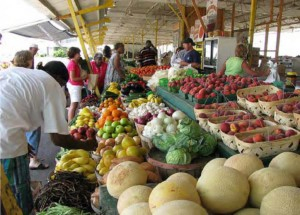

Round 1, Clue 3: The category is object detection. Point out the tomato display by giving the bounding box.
[130,65,170,77]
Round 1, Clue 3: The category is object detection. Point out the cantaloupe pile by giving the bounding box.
[105,153,300,214]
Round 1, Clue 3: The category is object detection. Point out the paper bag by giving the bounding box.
[88,74,99,91]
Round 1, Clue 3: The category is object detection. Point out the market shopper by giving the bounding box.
[218,43,270,77]
[0,61,98,215]
[103,45,112,62]
[66,47,87,122]
[139,40,158,67]
[104,42,126,89]
[171,46,185,66]
[29,43,39,69]
[180,38,201,69]
[12,51,49,170]
[90,53,108,92]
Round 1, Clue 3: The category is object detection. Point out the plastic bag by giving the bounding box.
[264,61,280,83]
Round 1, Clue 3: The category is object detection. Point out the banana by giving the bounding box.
[73,149,90,158]
[72,167,87,174]
[72,157,90,165]
[82,164,95,172]
[69,163,80,170]
[62,160,75,169]
[89,159,97,168]
[86,173,96,182]
[60,154,77,163]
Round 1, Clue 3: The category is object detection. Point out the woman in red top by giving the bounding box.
[66,47,87,122]
[90,53,107,92]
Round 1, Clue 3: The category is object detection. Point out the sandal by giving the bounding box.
[30,163,49,170]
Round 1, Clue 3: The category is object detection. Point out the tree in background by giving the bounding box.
[53,47,67,58]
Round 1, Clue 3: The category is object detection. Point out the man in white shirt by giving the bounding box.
[0,62,97,214]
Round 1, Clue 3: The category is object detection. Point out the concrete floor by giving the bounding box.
[29,133,60,185]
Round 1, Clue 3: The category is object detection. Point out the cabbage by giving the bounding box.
[174,133,203,159]
[152,133,176,152]
[177,117,204,140]
[166,148,191,165]
[198,133,217,156]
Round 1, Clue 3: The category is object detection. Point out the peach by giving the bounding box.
[285,129,297,137]
[244,137,254,143]
[267,135,276,141]
[199,113,208,118]
[247,126,255,131]
[282,104,294,113]
[230,123,240,132]
[238,121,250,129]
[220,123,231,133]
[254,119,265,128]
[252,134,265,142]
[274,128,285,135]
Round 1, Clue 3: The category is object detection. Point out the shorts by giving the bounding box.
[1,154,33,215]
[67,82,83,103]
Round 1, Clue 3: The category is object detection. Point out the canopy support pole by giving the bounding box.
[275,0,284,62]
[67,0,92,72]
[264,0,274,58]
[248,0,258,66]
[231,3,235,37]
[192,0,207,33]
[155,19,158,47]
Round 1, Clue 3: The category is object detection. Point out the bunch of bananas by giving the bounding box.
[55,149,97,182]
[129,98,148,108]
[106,82,120,95]
[147,94,162,104]
[72,107,95,129]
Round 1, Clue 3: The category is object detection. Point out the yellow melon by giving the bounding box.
[107,161,147,198]
[197,166,250,214]
[121,202,151,215]
[233,208,260,215]
[260,186,300,215]
[117,185,152,214]
[201,158,226,176]
[149,181,201,213]
[224,154,264,177]
[153,200,208,215]
[167,172,197,187]
[269,152,300,186]
[248,167,296,208]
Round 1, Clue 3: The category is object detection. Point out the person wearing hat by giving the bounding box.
[29,44,39,69]
[139,40,157,67]
[90,53,108,92]
[180,38,201,69]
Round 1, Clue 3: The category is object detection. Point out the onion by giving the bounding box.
[137,117,146,125]
[166,124,177,133]
[172,110,186,120]
[144,112,152,120]
[164,117,174,125]
[166,108,175,116]
[157,112,167,119]
[152,118,163,125]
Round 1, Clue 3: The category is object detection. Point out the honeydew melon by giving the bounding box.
[167,172,197,187]
[153,200,208,215]
[120,202,151,215]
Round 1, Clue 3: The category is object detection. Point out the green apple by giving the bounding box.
[102,132,111,139]
[120,118,129,126]
[104,125,114,134]
[112,133,118,138]
[111,121,120,128]
[124,125,133,133]
[115,125,125,134]
[105,120,113,126]
[97,128,104,137]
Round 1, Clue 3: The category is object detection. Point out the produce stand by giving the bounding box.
[156,86,196,120]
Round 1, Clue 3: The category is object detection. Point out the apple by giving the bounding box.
[97,128,104,137]
[70,129,78,135]
[105,120,113,126]
[73,133,83,140]
[86,128,95,138]
[104,125,114,134]
[111,121,120,128]
[112,133,118,138]
[120,118,129,126]
[115,125,125,134]
[124,125,133,133]
[78,127,86,135]
[102,133,111,139]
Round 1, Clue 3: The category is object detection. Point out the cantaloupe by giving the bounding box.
[167,172,197,187]
[107,161,147,198]
[153,200,208,215]
[233,208,260,215]
[269,152,300,186]
[224,154,264,177]
[248,167,296,208]
[197,166,250,214]
[120,202,151,215]
[117,185,152,214]
[148,181,201,213]
[201,158,226,175]
[260,186,300,215]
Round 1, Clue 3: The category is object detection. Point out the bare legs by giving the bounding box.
[68,102,79,123]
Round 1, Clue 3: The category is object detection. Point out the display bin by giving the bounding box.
[193,96,219,105]
[168,87,179,93]
[147,148,216,180]
[235,125,300,158]
[178,90,189,99]
[188,94,194,102]
[221,94,237,102]
[294,112,300,130]
[274,107,297,127]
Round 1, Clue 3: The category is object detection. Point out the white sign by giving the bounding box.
[206,0,218,31]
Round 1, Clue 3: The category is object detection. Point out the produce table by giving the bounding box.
[156,87,196,120]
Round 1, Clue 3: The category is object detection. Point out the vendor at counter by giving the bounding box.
[218,43,270,77]
[180,38,201,69]
[0,61,97,215]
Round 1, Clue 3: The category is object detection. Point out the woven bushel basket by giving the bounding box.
[274,107,297,127]
[235,125,300,158]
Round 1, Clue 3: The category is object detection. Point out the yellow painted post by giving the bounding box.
[248,0,257,65]
[79,16,95,56]
[67,0,92,72]
[155,19,158,47]
[275,0,283,62]
[231,3,235,37]
[132,34,135,58]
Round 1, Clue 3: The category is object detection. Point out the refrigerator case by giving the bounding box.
[203,37,237,72]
